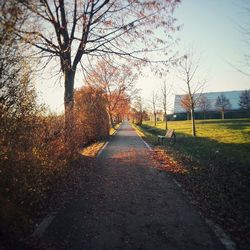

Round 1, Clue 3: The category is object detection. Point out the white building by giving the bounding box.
[174,90,243,114]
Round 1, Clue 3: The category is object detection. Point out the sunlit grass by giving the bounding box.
[81,123,121,157]
[80,141,106,157]
[139,119,250,166]
[144,119,250,144]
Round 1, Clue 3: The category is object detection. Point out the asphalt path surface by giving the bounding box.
[42,122,225,250]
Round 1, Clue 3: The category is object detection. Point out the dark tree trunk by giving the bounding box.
[190,107,196,137]
[164,112,168,130]
[109,112,115,129]
[64,69,75,147]
[154,113,156,126]
[139,113,143,126]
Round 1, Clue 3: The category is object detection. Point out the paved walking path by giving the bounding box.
[42,122,224,249]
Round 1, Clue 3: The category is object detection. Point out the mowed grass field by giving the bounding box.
[141,119,250,166]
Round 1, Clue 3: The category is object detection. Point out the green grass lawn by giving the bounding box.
[141,119,250,166]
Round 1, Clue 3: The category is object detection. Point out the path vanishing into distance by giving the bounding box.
[41,122,225,249]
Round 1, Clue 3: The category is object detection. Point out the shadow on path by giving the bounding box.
[41,122,225,250]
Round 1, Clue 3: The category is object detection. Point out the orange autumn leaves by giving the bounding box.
[84,59,135,127]
[152,148,188,175]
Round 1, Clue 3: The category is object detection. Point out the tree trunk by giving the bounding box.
[139,112,143,126]
[64,69,75,148]
[154,113,156,126]
[221,111,224,119]
[190,108,196,137]
[164,112,168,130]
[109,112,115,128]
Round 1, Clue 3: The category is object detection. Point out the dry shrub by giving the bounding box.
[0,14,109,241]
[74,85,110,147]
[0,11,74,243]
[0,67,68,240]
[0,79,110,244]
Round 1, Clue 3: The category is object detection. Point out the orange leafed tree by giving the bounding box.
[74,85,110,144]
[181,94,192,119]
[86,59,135,127]
[110,92,131,123]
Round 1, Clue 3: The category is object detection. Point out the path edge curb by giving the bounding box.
[130,123,153,151]
[96,123,121,158]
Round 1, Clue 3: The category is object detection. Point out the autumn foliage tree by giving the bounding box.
[111,92,131,123]
[4,0,180,143]
[74,85,110,145]
[86,59,135,128]
[180,94,191,120]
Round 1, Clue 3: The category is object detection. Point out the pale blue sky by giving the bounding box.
[36,0,250,113]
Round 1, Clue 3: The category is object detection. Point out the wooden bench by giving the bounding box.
[157,129,176,146]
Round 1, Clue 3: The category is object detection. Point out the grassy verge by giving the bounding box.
[110,123,121,136]
[133,119,250,249]
[80,123,121,157]
[80,142,106,157]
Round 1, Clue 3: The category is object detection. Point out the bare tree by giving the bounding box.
[215,94,231,119]
[198,95,211,119]
[239,89,250,117]
[4,0,180,143]
[177,48,205,136]
[234,1,250,76]
[151,91,158,126]
[161,81,171,130]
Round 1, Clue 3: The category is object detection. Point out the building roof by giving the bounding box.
[174,90,244,113]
